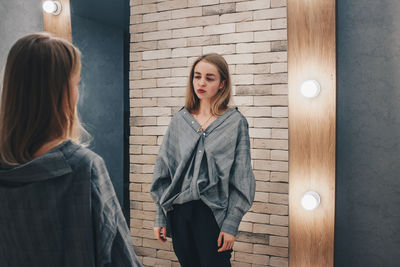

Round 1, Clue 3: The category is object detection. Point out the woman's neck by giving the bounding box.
[197,100,212,116]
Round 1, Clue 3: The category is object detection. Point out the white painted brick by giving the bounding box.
[143,126,168,135]
[272,84,288,95]
[131,41,157,51]
[172,27,203,38]
[271,0,287,7]
[158,15,219,30]
[254,73,287,84]
[130,22,157,33]
[171,87,186,96]
[172,46,202,58]
[143,30,172,41]
[187,35,220,46]
[254,7,287,20]
[131,4,157,15]
[236,43,271,53]
[255,191,270,202]
[188,0,219,7]
[203,44,236,55]
[132,60,157,70]
[249,128,272,138]
[271,129,288,139]
[142,107,171,116]
[236,0,270,11]
[142,49,171,60]
[158,57,188,68]
[142,10,171,23]
[239,107,272,117]
[142,69,171,79]
[220,32,254,43]
[271,63,287,73]
[204,23,236,35]
[270,172,288,182]
[157,116,172,125]
[232,96,254,106]
[129,70,142,80]
[172,7,202,19]
[203,3,235,16]
[224,54,254,64]
[254,96,288,106]
[142,88,171,97]
[130,79,156,89]
[254,52,287,63]
[271,150,288,161]
[130,15,143,24]
[158,38,187,49]
[272,107,287,117]
[220,11,253,23]
[157,77,188,87]
[235,64,270,75]
[236,20,271,32]
[272,18,287,29]
[255,30,287,42]
[233,74,254,85]
[130,98,157,107]
[157,0,187,11]
[157,97,185,106]
[254,118,288,128]
[130,52,142,61]
[171,67,190,77]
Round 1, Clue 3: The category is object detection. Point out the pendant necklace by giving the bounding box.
[197,114,213,133]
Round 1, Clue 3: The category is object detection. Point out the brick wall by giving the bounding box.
[129,0,288,266]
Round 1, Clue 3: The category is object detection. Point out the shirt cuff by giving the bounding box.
[221,214,242,236]
[154,205,167,227]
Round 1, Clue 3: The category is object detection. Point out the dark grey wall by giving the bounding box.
[0,1,43,70]
[70,0,128,208]
[336,1,400,266]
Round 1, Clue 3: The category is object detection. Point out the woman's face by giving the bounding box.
[192,60,225,102]
[69,65,81,108]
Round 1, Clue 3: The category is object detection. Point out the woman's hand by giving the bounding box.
[154,227,167,243]
[217,232,235,252]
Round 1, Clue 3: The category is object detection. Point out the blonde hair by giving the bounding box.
[0,32,88,166]
[185,53,232,116]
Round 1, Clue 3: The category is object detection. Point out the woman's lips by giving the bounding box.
[197,89,206,94]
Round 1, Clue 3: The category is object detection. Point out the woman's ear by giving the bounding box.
[219,80,226,90]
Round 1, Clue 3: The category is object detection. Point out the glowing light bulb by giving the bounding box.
[43,1,62,15]
[300,80,321,98]
[301,191,320,210]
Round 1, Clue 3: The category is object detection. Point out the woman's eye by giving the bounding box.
[207,78,214,81]
[194,76,201,79]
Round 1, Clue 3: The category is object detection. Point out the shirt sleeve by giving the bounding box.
[221,117,256,236]
[91,156,142,267]
[150,121,174,228]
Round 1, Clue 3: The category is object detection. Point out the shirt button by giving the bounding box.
[203,133,206,136]
[191,121,194,124]
[198,150,202,153]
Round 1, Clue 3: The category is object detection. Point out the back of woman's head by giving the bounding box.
[0,32,82,166]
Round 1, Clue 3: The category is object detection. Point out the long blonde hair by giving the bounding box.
[0,32,87,166]
[185,53,232,116]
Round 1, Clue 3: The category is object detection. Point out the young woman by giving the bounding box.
[0,33,142,267]
[150,53,256,267]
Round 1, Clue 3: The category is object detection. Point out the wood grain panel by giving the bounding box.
[42,0,72,42]
[287,0,336,266]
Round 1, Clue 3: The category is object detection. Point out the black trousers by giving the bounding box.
[168,200,232,267]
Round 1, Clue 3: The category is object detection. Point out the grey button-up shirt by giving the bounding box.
[150,107,256,236]
[0,141,142,267]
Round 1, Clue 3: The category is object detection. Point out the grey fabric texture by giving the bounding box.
[0,141,142,267]
[150,107,256,236]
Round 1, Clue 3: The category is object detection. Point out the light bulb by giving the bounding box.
[43,1,62,15]
[301,191,320,210]
[300,80,321,98]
